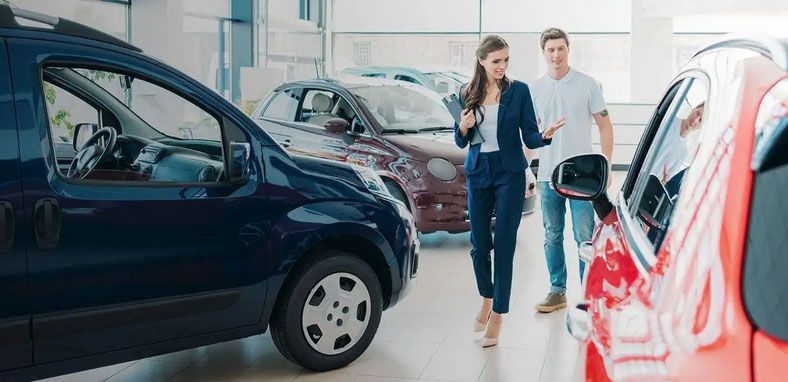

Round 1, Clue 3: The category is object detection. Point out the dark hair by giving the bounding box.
[540,27,569,50]
[462,35,511,125]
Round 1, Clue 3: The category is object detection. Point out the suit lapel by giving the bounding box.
[497,80,515,133]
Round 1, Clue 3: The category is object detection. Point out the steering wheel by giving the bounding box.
[67,127,117,179]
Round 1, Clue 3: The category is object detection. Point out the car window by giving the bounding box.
[42,66,233,184]
[394,75,419,84]
[43,81,99,145]
[299,89,350,130]
[263,88,301,121]
[361,73,385,78]
[350,85,454,133]
[629,77,709,249]
[743,79,788,342]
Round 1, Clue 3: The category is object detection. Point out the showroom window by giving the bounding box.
[11,0,129,42]
[182,1,233,100]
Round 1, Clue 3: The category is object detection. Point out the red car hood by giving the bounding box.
[383,131,466,165]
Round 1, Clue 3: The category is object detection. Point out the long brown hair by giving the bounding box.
[462,35,511,125]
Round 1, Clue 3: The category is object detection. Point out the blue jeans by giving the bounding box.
[538,182,595,294]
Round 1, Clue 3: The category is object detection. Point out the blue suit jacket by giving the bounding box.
[454,80,551,173]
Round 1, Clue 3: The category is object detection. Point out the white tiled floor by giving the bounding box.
[38,173,626,382]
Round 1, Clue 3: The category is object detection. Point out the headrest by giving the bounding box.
[312,93,333,113]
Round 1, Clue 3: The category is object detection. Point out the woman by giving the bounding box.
[454,35,564,347]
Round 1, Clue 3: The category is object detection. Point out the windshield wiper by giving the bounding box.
[417,127,455,132]
[382,129,420,134]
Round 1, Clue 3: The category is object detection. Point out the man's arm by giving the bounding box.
[593,109,614,166]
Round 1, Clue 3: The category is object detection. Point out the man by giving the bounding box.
[651,102,704,186]
[531,27,614,313]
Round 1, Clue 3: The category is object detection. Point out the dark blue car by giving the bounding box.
[0,6,417,380]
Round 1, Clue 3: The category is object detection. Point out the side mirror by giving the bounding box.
[73,123,99,151]
[229,142,251,183]
[324,118,349,135]
[551,153,608,200]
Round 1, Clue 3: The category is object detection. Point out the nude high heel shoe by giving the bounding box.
[474,311,491,332]
[481,315,502,347]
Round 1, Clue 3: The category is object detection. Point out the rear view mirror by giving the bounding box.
[551,154,608,200]
[73,123,98,151]
[324,118,349,135]
[229,142,251,183]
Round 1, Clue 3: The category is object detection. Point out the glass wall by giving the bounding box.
[10,0,129,42]
[259,0,324,83]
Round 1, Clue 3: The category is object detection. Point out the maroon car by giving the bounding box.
[252,77,535,234]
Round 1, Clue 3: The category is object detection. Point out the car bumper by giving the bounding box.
[412,189,537,234]
[383,197,419,308]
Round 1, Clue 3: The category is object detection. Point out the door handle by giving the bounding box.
[34,198,61,251]
[0,201,14,253]
[281,139,292,148]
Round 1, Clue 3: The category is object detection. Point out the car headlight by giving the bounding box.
[427,158,457,181]
[352,165,391,197]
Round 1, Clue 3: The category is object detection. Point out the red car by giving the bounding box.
[550,35,788,381]
[253,77,535,234]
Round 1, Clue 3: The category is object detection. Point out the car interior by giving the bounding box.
[43,67,230,184]
[299,89,362,133]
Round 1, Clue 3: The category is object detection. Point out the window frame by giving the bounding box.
[260,87,303,122]
[618,70,711,270]
[37,61,244,188]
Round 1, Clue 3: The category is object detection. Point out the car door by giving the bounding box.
[287,88,351,161]
[9,38,268,363]
[584,73,710,377]
[0,37,32,373]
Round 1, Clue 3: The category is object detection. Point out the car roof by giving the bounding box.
[342,65,470,76]
[693,33,788,71]
[280,76,425,90]
[0,5,141,53]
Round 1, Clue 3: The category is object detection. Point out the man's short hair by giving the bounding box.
[540,27,569,50]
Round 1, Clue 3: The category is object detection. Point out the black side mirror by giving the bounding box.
[229,142,251,183]
[324,118,349,135]
[551,153,609,200]
[73,123,99,151]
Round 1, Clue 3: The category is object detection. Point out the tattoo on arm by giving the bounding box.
[600,109,609,118]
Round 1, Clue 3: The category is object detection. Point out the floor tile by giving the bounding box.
[418,343,492,381]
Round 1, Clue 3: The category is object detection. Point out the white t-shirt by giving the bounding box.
[649,118,689,182]
[530,69,607,181]
[477,104,500,153]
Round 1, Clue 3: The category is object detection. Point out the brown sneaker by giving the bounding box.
[535,292,567,313]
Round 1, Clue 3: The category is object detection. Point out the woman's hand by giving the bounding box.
[542,117,566,140]
[460,108,476,136]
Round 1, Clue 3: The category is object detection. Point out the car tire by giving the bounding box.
[383,180,410,211]
[270,250,383,371]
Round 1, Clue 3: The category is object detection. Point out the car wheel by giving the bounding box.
[383,180,410,211]
[270,250,382,371]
